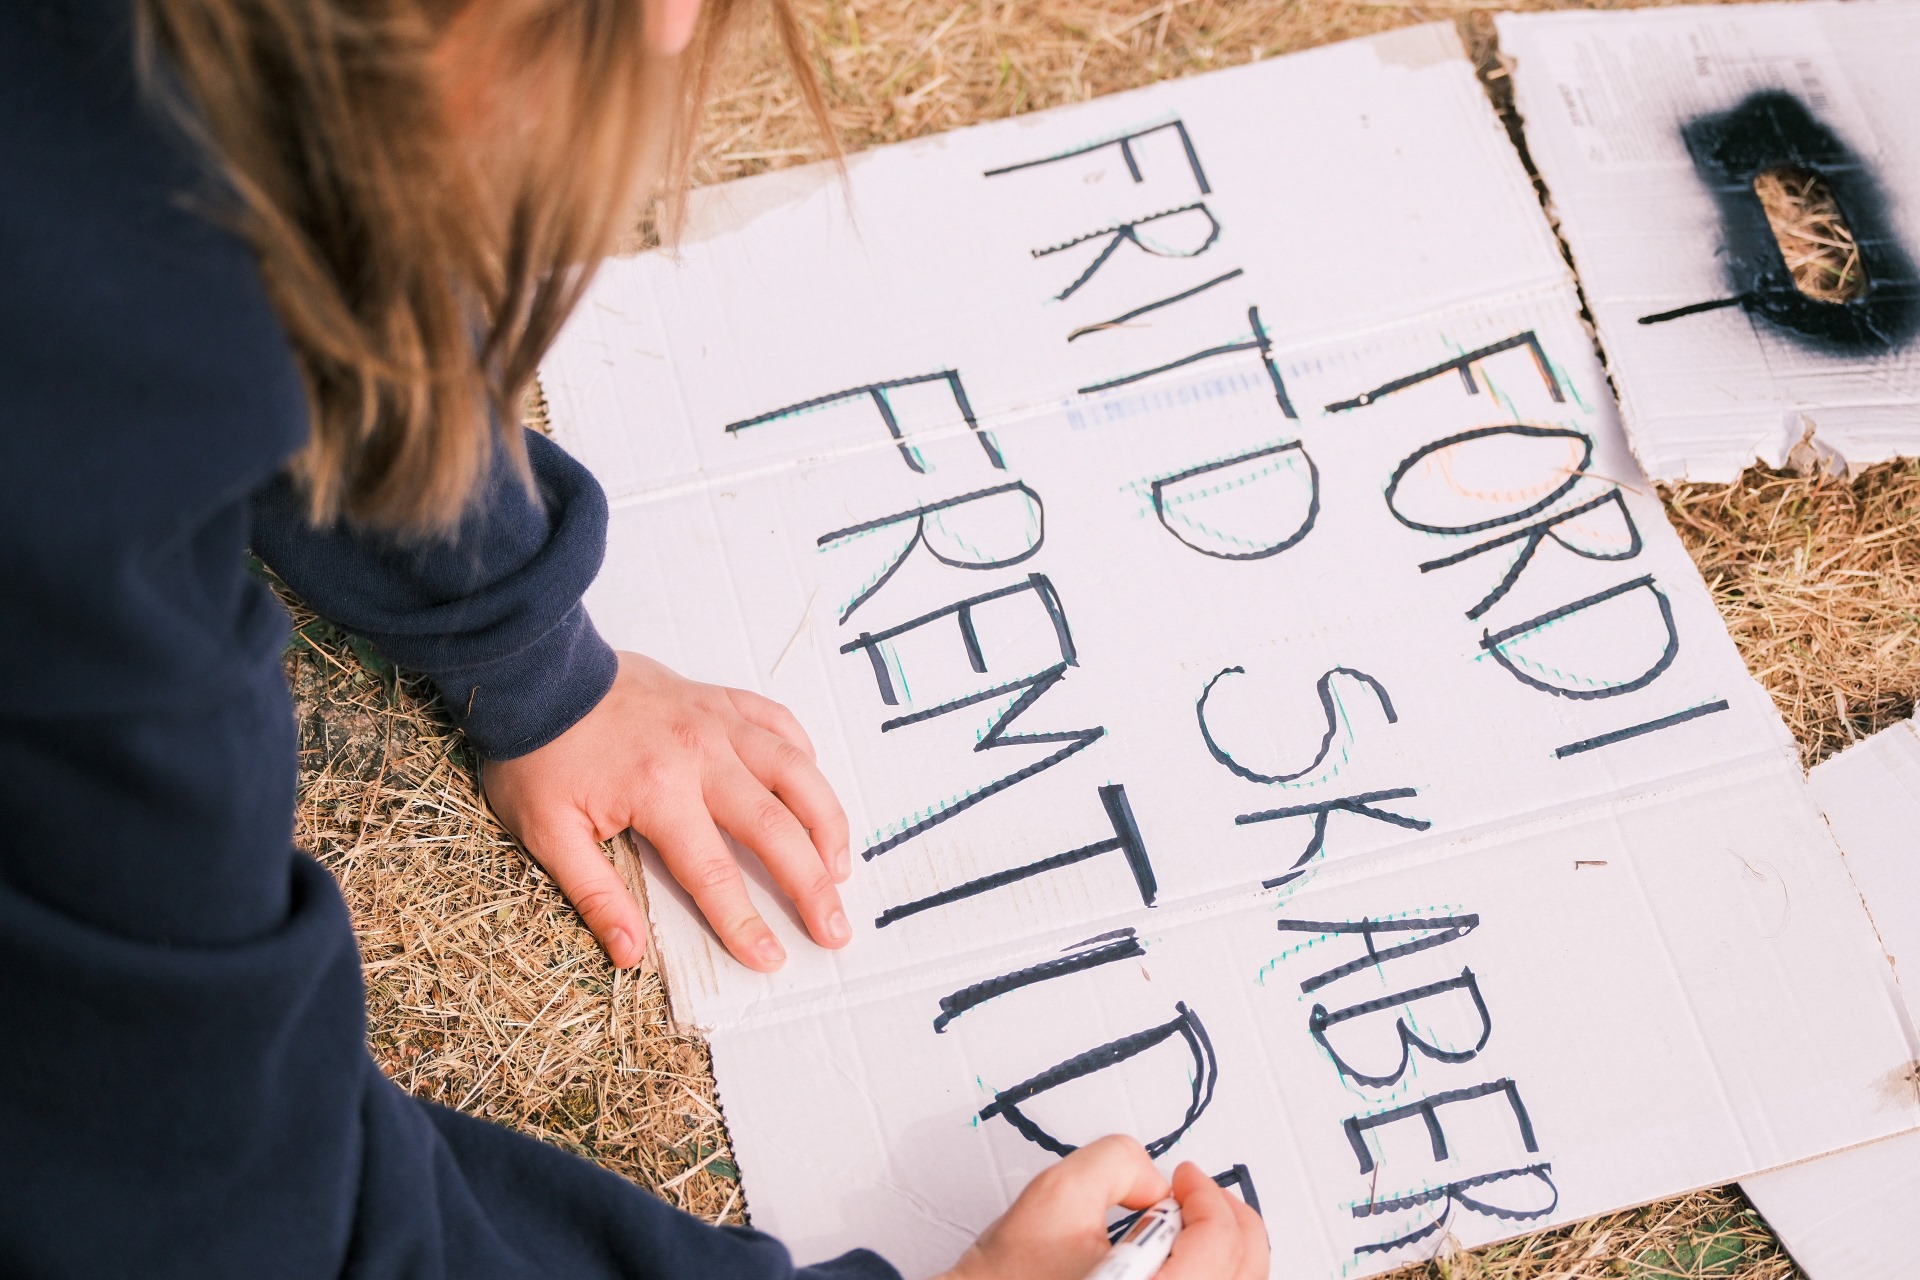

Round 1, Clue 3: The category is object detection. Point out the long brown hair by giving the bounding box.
[136,0,828,535]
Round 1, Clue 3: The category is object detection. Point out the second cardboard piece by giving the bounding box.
[1742,716,1920,1280]
[1500,0,1920,482]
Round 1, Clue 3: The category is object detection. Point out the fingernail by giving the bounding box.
[826,910,850,943]
[607,927,634,967]
[756,934,786,968]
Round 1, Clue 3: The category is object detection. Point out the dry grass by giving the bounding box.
[692,1,1418,182]
[285,3,1920,1276]
[1753,168,1866,304]
[285,606,745,1221]
[1387,1188,1798,1280]
[687,0,1622,188]
[1667,462,1920,767]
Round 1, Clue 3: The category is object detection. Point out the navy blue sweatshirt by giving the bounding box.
[0,4,897,1277]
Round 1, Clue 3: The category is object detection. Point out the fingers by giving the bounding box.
[1229,1196,1269,1280]
[706,760,850,950]
[731,723,851,881]
[946,1137,1171,1280]
[644,801,787,972]
[1159,1163,1267,1280]
[1018,1135,1170,1223]
[726,687,818,760]
[517,817,649,969]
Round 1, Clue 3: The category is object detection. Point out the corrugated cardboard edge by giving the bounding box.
[612,830,694,1031]
[1740,717,1920,1278]
[1493,2,1920,485]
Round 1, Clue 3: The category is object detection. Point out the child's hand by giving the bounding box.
[943,1136,1269,1280]
[482,651,851,971]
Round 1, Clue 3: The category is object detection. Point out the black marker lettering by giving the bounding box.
[1343,1079,1539,1176]
[1385,425,1594,536]
[1352,1164,1559,1257]
[818,483,1045,623]
[845,576,1108,861]
[1480,575,1679,700]
[1149,439,1319,561]
[1554,699,1731,758]
[1071,927,1140,948]
[1420,488,1643,620]
[979,1001,1217,1158]
[1237,789,1431,888]
[984,119,1211,195]
[1214,1164,1261,1216]
[842,573,1075,707]
[726,370,1003,473]
[1310,967,1493,1088]
[1326,331,1563,413]
[1197,666,1398,786]
[1068,269,1245,342]
[875,782,1152,924]
[1080,305,1297,417]
[866,663,1106,860]
[934,929,1145,1032]
[1035,204,1221,302]
[1273,915,1481,995]
[1638,295,1749,326]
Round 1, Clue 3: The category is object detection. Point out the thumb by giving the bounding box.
[520,817,650,968]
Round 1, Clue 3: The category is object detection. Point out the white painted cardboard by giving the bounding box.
[1498,1,1920,483]
[539,24,1919,1278]
[1742,718,1920,1280]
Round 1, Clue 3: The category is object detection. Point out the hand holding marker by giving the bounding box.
[940,1138,1266,1280]
[1086,1198,1182,1280]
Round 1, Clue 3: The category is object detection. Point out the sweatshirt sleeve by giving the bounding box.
[1,4,907,1278]
[251,429,620,760]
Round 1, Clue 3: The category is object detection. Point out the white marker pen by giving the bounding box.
[1084,1197,1182,1280]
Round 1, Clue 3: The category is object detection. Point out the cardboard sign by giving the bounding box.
[1499,1,1920,482]
[539,24,1918,1277]
[1742,717,1920,1280]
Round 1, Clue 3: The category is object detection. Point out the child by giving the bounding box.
[0,1,1268,1276]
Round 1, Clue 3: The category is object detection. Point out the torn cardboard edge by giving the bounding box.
[1742,716,1920,1280]
[1498,1,1920,483]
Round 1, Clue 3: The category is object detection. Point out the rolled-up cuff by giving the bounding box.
[432,601,618,761]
